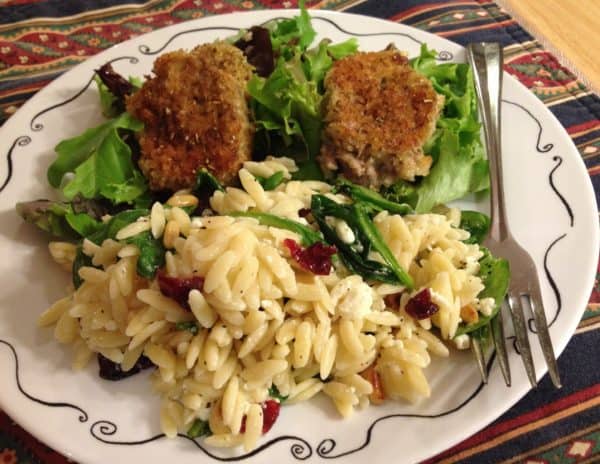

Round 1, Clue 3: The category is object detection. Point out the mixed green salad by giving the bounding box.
[16,3,508,343]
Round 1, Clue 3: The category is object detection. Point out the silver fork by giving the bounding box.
[466,42,562,389]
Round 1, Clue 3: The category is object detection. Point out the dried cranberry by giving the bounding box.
[261,399,280,433]
[383,293,402,310]
[157,271,204,310]
[98,354,154,381]
[283,239,336,275]
[298,208,311,218]
[240,400,281,434]
[405,288,439,320]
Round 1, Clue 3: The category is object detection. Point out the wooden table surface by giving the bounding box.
[501,0,600,91]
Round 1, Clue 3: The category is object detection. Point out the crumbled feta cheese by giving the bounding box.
[191,217,205,229]
[335,219,355,244]
[479,297,495,317]
[325,218,355,243]
[453,334,470,350]
[463,254,480,274]
[331,275,373,320]
[429,289,453,311]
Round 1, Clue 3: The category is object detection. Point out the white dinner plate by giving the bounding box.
[0,9,597,464]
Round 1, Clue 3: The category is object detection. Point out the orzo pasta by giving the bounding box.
[40,157,496,451]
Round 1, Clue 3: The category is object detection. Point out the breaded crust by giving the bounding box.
[126,43,254,191]
[319,49,443,188]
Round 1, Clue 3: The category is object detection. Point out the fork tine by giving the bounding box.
[491,306,511,386]
[507,292,537,387]
[471,337,488,384]
[527,286,562,388]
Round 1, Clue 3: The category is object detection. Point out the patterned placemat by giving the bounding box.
[1,1,599,463]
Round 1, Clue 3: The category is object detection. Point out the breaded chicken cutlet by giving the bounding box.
[318,49,443,188]
[126,42,254,192]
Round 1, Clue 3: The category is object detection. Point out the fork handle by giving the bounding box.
[467,43,511,241]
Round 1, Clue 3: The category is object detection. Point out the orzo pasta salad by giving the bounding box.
[16,3,509,453]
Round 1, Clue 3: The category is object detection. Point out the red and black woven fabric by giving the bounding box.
[1,1,599,463]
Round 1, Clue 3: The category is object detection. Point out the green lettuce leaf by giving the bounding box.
[230,210,322,246]
[16,200,76,238]
[72,247,94,289]
[82,207,165,279]
[87,208,148,245]
[334,178,413,216]
[413,131,488,213]
[326,38,359,60]
[459,210,491,244]
[15,199,104,239]
[48,112,142,188]
[310,194,413,287]
[268,0,316,55]
[187,419,211,439]
[193,168,225,199]
[268,384,289,403]
[383,45,489,213]
[65,212,103,237]
[96,75,119,118]
[125,231,165,279]
[478,247,510,309]
[302,38,358,89]
[248,55,322,159]
[302,40,332,88]
[455,247,509,337]
[99,171,148,204]
[61,126,147,204]
[95,75,142,118]
[292,159,325,181]
[48,112,146,205]
[256,171,285,190]
[248,4,358,171]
